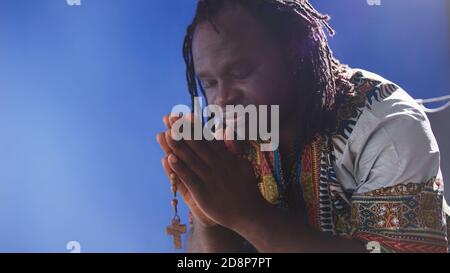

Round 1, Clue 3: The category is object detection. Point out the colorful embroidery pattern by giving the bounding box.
[247,141,281,206]
[351,178,448,252]
[335,71,398,139]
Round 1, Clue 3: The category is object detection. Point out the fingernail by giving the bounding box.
[169,173,177,180]
[169,154,178,164]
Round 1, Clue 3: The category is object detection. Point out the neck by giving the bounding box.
[275,121,301,182]
[278,116,302,161]
[279,127,299,152]
[278,109,302,153]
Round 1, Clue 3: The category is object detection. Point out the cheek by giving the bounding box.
[204,90,220,106]
[245,70,296,108]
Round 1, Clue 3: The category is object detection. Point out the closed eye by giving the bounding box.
[199,78,218,90]
[229,64,255,79]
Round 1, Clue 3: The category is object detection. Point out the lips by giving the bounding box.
[224,114,244,129]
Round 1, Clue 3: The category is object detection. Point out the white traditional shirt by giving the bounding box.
[246,68,449,253]
[332,69,443,194]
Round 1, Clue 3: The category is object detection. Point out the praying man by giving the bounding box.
[157,0,449,253]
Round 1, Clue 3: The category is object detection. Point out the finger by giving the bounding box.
[171,113,226,160]
[163,115,171,129]
[168,154,204,199]
[225,140,247,156]
[156,132,171,154]
[203,126,226,155]
[165,130,211,179]
[173,113,194,139]
[184,112,199,124]
[164,156,216,226]
[224,126,246,156]
[183,138,219,166]
[162,156,189,197]
[179,112,199,139]
[169,113,183,127]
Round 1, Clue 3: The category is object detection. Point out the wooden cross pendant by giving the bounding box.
[166,217,187,249]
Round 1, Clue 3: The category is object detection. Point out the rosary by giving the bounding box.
[165,172,188,249]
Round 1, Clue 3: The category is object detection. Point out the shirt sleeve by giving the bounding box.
[345,90,448,252]
[354,104,440,194]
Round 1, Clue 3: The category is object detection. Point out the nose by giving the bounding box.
[215,81,241,108]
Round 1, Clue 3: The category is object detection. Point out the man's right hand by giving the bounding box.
[157,115,217,228]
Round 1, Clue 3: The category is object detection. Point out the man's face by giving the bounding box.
[192,3,297,125]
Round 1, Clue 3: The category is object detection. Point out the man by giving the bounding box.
[157,0,449,252]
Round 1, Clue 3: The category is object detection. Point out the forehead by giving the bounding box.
[192,4,275,71]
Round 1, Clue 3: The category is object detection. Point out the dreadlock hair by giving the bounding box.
[182,0,354,146]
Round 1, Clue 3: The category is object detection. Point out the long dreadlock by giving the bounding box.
[182,0,353,145]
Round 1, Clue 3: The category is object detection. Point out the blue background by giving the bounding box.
[0,0,448,252]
